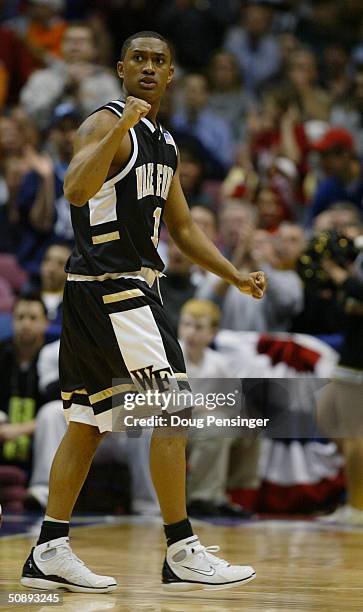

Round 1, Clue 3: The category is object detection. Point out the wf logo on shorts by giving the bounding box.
[130,365,173,392]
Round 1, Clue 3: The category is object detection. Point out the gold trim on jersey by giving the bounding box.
[89,383,136,404]
[174,372,188,380]
[92,231,120,245]
[61,388,88,401]
[102,288,145,304]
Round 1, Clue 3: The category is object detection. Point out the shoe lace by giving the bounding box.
[191,543,230,567]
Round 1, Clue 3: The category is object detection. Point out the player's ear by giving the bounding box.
[117,61,124,80]
[167,64,175,85]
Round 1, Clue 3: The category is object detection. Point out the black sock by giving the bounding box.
[37,520,70,545]
[164,518,193,547]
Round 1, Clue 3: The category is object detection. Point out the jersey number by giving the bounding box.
[151,207,162,248]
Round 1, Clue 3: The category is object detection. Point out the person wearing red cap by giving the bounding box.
[313,127,354,153]
[306,126,363,225]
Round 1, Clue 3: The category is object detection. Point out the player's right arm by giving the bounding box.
[64,97,151,207]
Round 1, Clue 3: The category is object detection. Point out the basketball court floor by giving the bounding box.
[1,514,362,612]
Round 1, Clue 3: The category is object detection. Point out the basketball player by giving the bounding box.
[20,31,266,593]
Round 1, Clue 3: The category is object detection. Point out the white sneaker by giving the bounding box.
[162,535,256,592]
[20,537,117,593]
[317,504,363,526]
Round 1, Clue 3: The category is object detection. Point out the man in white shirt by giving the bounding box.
[27,340,158,514]
[179,299,259,518]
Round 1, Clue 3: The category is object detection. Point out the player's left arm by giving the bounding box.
[163,164,266,299]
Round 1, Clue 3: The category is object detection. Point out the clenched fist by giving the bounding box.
[120,96,151,131]
[236,271,267,299]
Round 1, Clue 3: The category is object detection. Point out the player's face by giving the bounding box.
[117,38,174,102]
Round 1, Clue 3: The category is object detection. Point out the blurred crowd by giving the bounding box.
[0,0,363,522]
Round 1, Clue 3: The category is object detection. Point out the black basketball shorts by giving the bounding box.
[60,276,189,432]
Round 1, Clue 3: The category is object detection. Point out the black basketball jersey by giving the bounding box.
[66,99,178,276]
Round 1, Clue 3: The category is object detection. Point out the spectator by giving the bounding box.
[317,253,363,525]
[255,186,290,232]
[24,349,66,510]
[159,0,234,72]
[292,231,358,337]
[295,0,340,56]
[0,20,33,106]
[0,117,30,306]
[26,338,159,514]
[307,128,363,225]
[199,228,303,332]
[14,103,77,278]
[0,294,48,488]
[218,199,257,260]
[20,22,121,129]
[178,298,256,518]
[274,222,306,270]
[0,112,31,169]
[312,203,363,244]
[267,155,300,219]
[321,43,351,105]
[5,0,67,71]
[263,31,300,90]
[179,147,215,209]
[286,48,332,121]
[190,205,218,244]
[224,1,281,93]
[0,112,36,254]
[246,88,309,185]
[39,243,69,319]
[159,240,196,333]
[190,205,219,287]
[331,65,363,157]
[328,202,363,235]
[171,73,234,177]
[206,50,254,143]
[90,0,164,65]
[25,243,71,339]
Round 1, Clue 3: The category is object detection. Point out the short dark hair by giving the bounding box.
[120,31,173,62]
[15,292,48,318]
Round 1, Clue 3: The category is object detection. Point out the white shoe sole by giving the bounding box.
[20,577,117,594]
[162,571,256,592]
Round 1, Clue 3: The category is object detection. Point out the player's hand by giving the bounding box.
[120,96,151,130]
[235,271,267,299]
